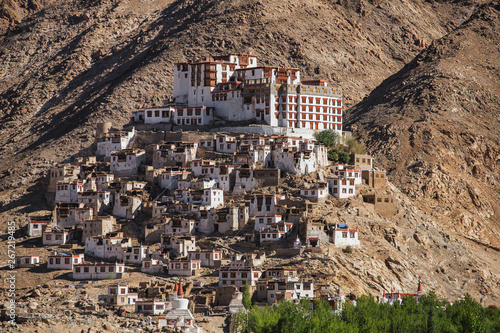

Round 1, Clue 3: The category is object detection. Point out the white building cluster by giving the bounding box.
[131,53,343,134]
[20,54,399,321]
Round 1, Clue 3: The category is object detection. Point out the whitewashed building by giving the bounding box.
[112,193,142,219]
[141,258,165,274]
[98,283,138,306]
[15,256,40,268]
[42,226,70,246]
[55,180,85,203]
[331,224,360,247]
[123,245,148,265]
[259,222,293,242]
[332,164,362,185]
[254,214,282,232]
[84,235,132,261]
[161,235,196,258]
[219,267,263,288]
[171,54,343,133]
[326,177,356,199]
[248,194,285,216]
[96,128,135,158]
[110,149,146,177]
[28,217,53,237]
[47,253,84,270]
[187,249,222,267]
[300,185,329,202]
[256,278,314,304]
[168,260,201,276]
[73,262,125,280]
[135,300,169,315]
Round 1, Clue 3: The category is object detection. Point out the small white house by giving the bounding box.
[110,149,146,177]
[300,186,328,202]
[168,260,201,276]
[331,165,362,185]
[187,249,222,267]
[96,128,135,157]
[141,258,165,274]
[331,224,360,247]
[135,299,169,315]
[161,235,196,257]
[219,267,263,287]
[202,188,224,209]
[84,235,132,261]
[47,253,85,270]
[98,283,138,306]
[113,193,142,219]
[15,256,40,268]
[254,214,282,232]
[42,226,70,246]
[326,177,356,199]
[259,222,293,242]
[123,245,148,265]
[73,262,125,280]
[55,180,85,203]
[28,218,52,237]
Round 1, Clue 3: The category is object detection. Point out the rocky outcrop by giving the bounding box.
[346,2,500,247]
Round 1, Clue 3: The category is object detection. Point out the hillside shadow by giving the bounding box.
[20,0,218,155]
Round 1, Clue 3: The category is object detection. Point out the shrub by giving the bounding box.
[343,245,353,253]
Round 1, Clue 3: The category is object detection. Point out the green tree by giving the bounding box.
[328,148,339,161]
[314,129,339,147]
[338,150,351,164]
[346,137,366,154]
[242,281,252,309]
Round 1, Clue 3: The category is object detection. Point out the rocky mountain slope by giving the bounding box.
[346,1,500,248]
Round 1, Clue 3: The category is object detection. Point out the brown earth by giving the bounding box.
[346,2,500,250]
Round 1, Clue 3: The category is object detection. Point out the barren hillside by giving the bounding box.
[346,1,500,247]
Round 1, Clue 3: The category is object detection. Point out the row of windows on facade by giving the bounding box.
[146,109,207,118]
[171,263,198,269]
[221,272,260,279]
[262,233,281,239]
[258,284,312,291]
[302,190,325,196]
[75,266,122,273]
[285,122,342,130]
[332,188,354,194]
[277,106,342,114]
[341,232,357,238]
[49,257,78,265]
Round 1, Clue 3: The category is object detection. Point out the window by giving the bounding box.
[84,267,89,273]
[342,232,347,238]
[75,267,81,273]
